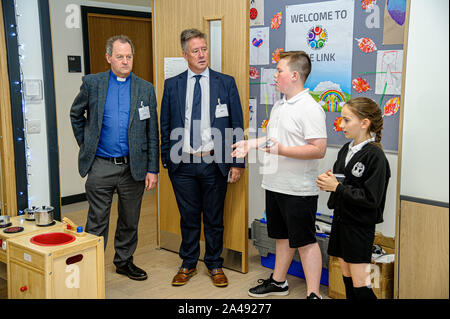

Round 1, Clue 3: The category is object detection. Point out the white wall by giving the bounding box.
[400,0,449,203]
[16,0,50,207]
[49,0,151,198]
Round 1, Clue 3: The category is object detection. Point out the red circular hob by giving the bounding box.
[30,232,76,246]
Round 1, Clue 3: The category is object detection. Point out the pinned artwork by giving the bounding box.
[375,50,403,95]
[361,0,377,10]
[333,117,343,132]
[383,97,400,116]
[383,0,407,44]
[272,48,284,64]
[352,78,371,93]
[249,67,260,80]
[355,37,377,53]
[250,0,264,27]
[271,11,282,30]
[260,68,280,105]
[386,0,407,26]
[250,27,270,65]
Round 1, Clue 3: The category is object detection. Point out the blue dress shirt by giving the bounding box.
[96,71,131,158]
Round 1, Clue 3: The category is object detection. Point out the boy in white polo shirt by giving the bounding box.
[232,51,327,299]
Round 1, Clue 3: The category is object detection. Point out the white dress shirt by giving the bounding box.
[183,67,214,153]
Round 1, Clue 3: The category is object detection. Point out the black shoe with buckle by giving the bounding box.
[116,262,148,281]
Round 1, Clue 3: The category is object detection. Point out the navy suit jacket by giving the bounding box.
[160,69,245,176]
[70,71,159,181]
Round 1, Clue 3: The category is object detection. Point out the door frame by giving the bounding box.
[0,0,60,218]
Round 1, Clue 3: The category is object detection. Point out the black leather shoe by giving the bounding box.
[116,262,148,281]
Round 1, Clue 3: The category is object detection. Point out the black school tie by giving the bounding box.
[190,75,202,150]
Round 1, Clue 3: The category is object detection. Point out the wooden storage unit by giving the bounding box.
[7,231,105,299]
[0,216,63,266]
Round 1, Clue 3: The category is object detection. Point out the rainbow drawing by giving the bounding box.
[318,90,346,112]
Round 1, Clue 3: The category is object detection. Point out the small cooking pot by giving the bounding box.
[0,215,10,227]
[34,206,54,226]
[24,206,37,221]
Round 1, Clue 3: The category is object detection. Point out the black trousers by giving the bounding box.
[85,157,145,268]
[169,158,228,270]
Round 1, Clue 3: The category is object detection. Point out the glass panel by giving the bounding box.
[209,20,222,72]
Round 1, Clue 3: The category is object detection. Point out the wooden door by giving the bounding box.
[153,0,249,272]
[83,9,153,83]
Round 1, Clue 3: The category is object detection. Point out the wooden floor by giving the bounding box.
[1,191,329,299]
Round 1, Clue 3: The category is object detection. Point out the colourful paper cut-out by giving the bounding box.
[387,0,407,26]
[271,12,282,30]
[260,119,269,132]
[352,77,371,93]
[272,48,284,64]
[355,37,377,53]
[361,0,377,10]
[384,97,400,116]
[334,117,343,132]
[249,67,260,80]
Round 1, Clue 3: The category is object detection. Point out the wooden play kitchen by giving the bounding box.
[0,215,63,265]
[1,214,105,299]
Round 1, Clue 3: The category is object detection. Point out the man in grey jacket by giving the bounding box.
[70,35,159,281]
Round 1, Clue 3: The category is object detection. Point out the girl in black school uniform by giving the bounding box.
[316,97,391,300]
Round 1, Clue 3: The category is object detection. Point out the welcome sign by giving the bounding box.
[285,0,354,112]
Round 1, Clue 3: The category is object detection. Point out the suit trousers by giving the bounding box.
[169,156,228,270]
[85,157,145,268]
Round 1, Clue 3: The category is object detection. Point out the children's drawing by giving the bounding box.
[383,97,400,116]
[250,27,269,65]
[355,37,377,53]
[387,0,407,26]
[260,68,280,105]
[352,77,371,93]
[375,50,403,95]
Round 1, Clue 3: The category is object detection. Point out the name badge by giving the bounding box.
[139,101,150,120]
[215,99,229,118]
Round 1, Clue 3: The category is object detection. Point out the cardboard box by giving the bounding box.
[328,232,395,299]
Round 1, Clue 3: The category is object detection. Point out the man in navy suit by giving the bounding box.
[70,35,159,281]
[160,29,245,287]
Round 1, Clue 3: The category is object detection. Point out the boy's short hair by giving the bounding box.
[280,51,311,83]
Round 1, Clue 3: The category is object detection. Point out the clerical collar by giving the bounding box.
[110,70,131,82]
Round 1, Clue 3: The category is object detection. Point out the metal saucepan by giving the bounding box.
[34,206,54,226]
[24,206,37,221]
[0,215,10,227]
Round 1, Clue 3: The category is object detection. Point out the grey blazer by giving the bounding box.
[70,71,159,181]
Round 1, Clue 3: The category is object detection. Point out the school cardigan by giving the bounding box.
[327,142,391,226]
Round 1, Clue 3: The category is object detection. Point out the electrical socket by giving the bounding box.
[27,119,41,134]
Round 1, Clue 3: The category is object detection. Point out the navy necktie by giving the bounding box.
[190,75,202,150]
